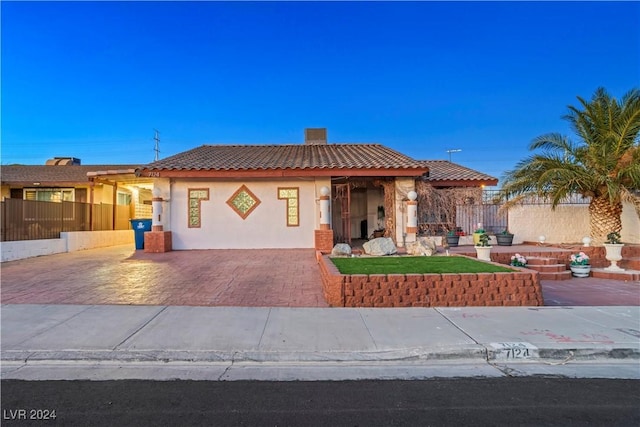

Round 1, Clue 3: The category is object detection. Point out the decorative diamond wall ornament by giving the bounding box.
[226,185,261,219]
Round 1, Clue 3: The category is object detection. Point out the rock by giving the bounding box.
[363,237,397,256]
[331,243,352,256]
[406,237,438,256]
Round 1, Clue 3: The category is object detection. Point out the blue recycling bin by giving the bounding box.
[130,219,153,250]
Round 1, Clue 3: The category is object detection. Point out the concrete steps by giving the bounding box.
[591,268,640,281]
[621,257,640,271]
[525,257,572,280]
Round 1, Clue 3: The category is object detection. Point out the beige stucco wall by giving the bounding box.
[168,179,327,249]
[507,201,639,244]
[621,201,640,243]
[63,230,134,252]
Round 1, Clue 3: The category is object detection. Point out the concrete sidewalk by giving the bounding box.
[2,304,639,380]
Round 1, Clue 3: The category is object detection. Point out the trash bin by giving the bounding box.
[130,219,152,250]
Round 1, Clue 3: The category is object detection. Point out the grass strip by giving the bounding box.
[330,255,515,275]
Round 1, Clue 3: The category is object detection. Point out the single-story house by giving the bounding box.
[134,129,497,251]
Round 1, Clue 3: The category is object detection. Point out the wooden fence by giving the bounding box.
[1,199,131,241]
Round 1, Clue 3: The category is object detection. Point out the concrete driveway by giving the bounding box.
[0,245,329,307]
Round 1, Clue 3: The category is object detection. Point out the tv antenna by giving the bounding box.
[446,149,461,162]
[153,129,160,161]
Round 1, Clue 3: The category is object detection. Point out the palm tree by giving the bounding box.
[501,87,640,244]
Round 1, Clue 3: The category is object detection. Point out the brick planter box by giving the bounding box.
[317,253,544,308]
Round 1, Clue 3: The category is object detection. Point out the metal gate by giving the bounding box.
[333,184,351,244]
[456,204,507,234]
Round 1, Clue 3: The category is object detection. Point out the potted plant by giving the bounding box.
[603,231,625,272]
[474,232,492,261]
[445,230,460,247]
[569,251,591,277]
[472,223,485,246]
[496,229,514,246]
[510,253,527,267]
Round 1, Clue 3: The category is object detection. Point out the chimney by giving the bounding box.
[45,157,81,165]
[304,128,327,145]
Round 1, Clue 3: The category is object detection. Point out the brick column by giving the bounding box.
[315,186,333,252]
[144,192,172,252]
[315,229,334,253]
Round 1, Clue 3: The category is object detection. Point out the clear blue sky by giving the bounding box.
[1,1,638,186]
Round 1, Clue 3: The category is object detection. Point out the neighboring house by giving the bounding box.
[132,129,497,251]
[0,158,151,233]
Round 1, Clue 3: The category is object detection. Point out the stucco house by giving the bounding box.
[134,129,497,252]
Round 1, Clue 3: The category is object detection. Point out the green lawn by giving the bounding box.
[330,256,515,275]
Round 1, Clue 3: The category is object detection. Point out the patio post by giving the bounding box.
[406,190,418,242]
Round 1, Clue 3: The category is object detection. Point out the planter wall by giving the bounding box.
[318,253,544,307]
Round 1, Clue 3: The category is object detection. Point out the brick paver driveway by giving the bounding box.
[2,245,637,307]
[0,245,329,307]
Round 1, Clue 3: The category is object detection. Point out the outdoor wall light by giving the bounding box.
[538,235,546,245]
[582,236,592,247]
[407,190,417,201]
[320,186,330,197]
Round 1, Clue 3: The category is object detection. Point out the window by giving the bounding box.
[226,185,261,220]
[117,192,132,206]
[188,188,209,228]
[278,187,299,226]
[24,188,74,202]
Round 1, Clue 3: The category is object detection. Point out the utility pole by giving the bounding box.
[446,149,462,162]
[154,129,160,161]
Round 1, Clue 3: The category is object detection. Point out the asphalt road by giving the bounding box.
[2,378,639,426]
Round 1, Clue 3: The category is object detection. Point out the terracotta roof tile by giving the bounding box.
[144,144,428,171]
[420,160,498,183]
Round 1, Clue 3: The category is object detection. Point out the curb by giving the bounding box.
[3,345,638,365]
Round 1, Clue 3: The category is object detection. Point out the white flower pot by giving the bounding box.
[475,246,492,262]
[603,243,625,272]
[569,264,591,278]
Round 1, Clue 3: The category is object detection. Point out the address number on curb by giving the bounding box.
[489,342,538,360]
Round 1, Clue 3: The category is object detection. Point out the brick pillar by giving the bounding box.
[144,231,173,253]
[145,192,172,252]
[315,229,334,253]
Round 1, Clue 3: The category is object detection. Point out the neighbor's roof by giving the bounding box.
[138,144,430,178]
[420,160,498,186]
[0,165,141,185]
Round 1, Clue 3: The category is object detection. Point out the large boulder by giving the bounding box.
[331,243,352,256]
[406,237,438,256]
[363,237,397,256]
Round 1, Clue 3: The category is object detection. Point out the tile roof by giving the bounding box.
[420,160,498,183]
[144,144,429,171]
[1,165,141,184]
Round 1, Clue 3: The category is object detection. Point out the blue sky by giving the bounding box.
[1,1,638,186]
